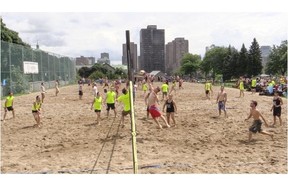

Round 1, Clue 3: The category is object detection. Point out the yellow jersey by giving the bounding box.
[93,96,102,110]
[239,82,244,90]
[106,91,116,104]
[32,102,41,111]
[117,92,130,111]
[161,84,169,93]
[5,96,14,107]
[142,83,148,91]
[251,79,256,87]
[205,83,211,90]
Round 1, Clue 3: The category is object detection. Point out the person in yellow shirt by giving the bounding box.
[238,78,245,97]
[280,76,285,85]
[169,80,177,95]
[32,95,42,127]
[91,92,102,125]
[204,80,212,100]
[251,77,257,94]
[2,92,15,122]
[161,81,169,100]
[142,80,148,96]
[104,87,117,118]
[117,88,131,127]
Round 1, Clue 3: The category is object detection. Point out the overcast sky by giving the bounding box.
[1,1,287,65]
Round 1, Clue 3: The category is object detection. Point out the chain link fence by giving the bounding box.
[1,40,76,98]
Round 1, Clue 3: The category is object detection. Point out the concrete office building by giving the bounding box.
[97,52,110,65]
[122,42,138,71]
[165,38,189,75]
[139,25,165,73]
[75,56,95,70]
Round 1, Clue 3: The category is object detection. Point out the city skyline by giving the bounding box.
[1,12,286,65]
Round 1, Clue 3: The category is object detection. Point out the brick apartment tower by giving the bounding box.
[165,38,189,75]
[122,42,138,72]
[140,25,165,73]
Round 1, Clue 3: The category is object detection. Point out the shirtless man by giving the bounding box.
[244,100,274,142]
[147,78,170,129]
[216,86,227,117]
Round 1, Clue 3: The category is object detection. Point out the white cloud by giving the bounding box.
[1,12,287,61]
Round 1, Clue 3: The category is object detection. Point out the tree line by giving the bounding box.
[179,38,287,81]
[78,63,127,80]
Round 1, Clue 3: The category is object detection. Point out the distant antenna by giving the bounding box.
[36,40,39,49]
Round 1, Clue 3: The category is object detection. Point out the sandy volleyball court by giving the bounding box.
[1,82,287,173]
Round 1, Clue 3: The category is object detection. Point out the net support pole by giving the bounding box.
[125,30,138,174]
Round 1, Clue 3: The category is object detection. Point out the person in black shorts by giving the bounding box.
[32,95,42,127]
[162,94,177,127]
[245,100,274,142]
[270,91,283,127]
[2,92,15,121]
[79,84,83,100]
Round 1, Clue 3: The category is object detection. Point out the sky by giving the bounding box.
[1,1,287,65]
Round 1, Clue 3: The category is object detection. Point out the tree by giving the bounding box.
[1,18,30,47]
[247,38,262,77]
[180,53,201,76]
[238,44,249,76]
[222,45,239,81]
[201,46,228,79]
[265,40,287,75]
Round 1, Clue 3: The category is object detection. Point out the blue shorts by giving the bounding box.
[218,101,226,111]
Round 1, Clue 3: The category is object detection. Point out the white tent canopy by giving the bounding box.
[260,74,270,77]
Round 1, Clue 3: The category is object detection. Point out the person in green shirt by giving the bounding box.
[2,92,15,122]
[91,92,102,125]
[204,80,212,100]
[32,95,42,127]
[161,81,169,100]
[104,87,117,118]
[117,88,131,127]
[238,77,245,98]
[251,77,257,94]
[142,81,148,96]
[169,80,177,95]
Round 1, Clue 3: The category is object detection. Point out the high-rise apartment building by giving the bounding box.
[75,56,95,70]
[101,52,109,59]
[140,25,165,73]
[122,42,138,71]
[97,52,110,64]
[165,38,189,75]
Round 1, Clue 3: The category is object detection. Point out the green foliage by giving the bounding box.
[265,40,287,75]
[201,46,228,78]
[9,66,30,93]
[222,45,239,81]
[238,44,249,76]
[1,18,30,47]
[247,38,262,77]
[180,53,201,75]
[78,63,128,80]
[89,71,105,80]
[78,67,92,78]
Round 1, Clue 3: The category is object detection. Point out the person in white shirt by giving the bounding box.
[92,83,98,97]
[41,82,46,103]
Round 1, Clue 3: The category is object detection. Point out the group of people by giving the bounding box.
[2,80,60,127]
[237,76,287,97]
[206,77,284,142]
[1,75,285,143]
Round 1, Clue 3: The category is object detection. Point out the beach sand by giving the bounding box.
[1,82,287,173]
